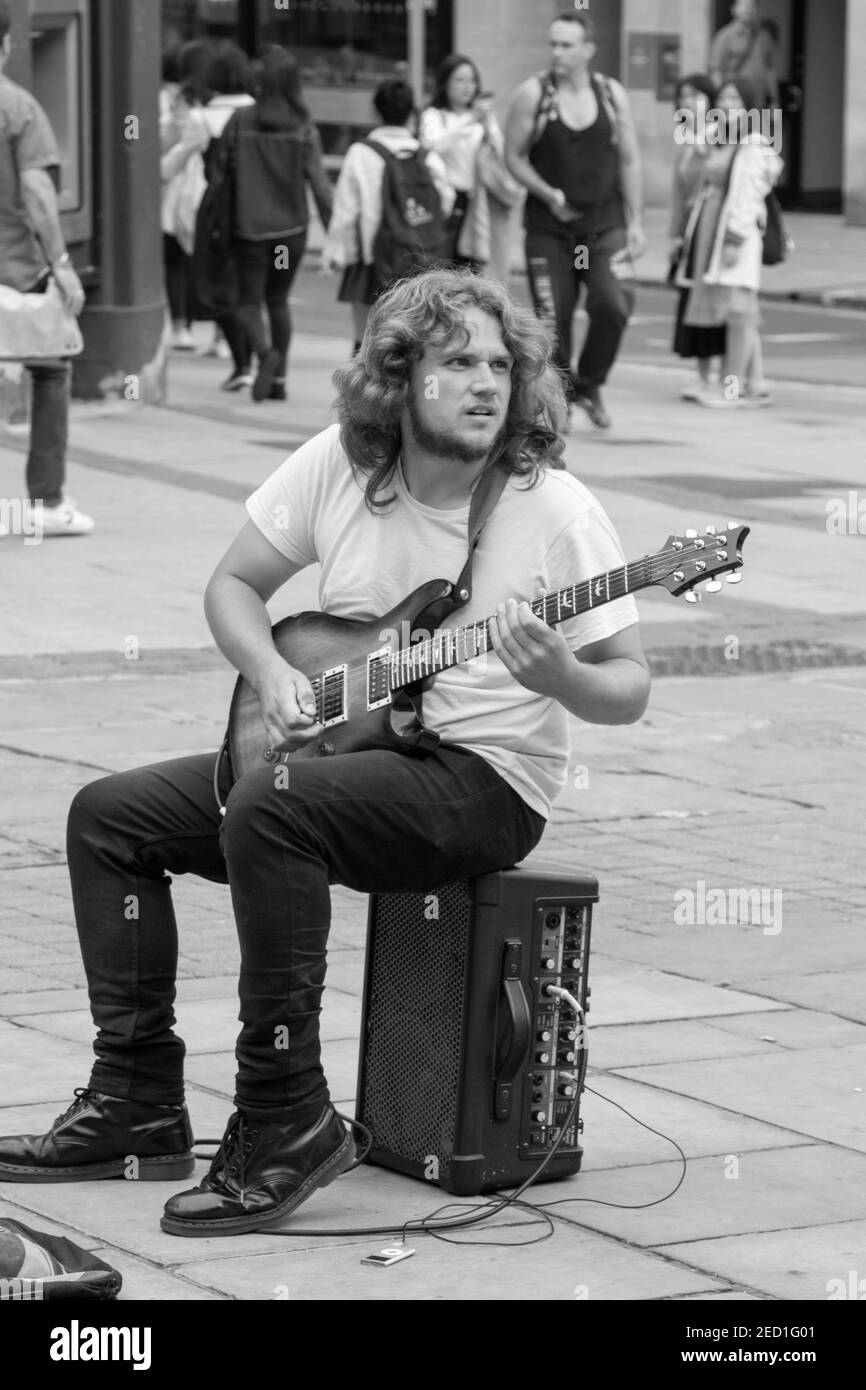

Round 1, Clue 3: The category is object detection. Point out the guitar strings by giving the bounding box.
[305,537,743,704]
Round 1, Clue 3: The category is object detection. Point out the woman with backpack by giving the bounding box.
[322,80,454,355]
[678,75,783,408]
[218,46,333,402]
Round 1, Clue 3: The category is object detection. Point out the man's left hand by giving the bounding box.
[489,599,575,698]
[626,223,647,260]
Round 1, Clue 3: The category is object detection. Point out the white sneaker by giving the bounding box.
[171,327,195,352]
[695,387,746,409]
[31,498,95,537]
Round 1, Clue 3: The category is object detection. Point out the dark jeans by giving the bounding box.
[526,225,634,397]
[67,744,544,1121]
[25,359,70,507]
[163,233,192,326]
[215,309,251,376]
[234,231,306,378]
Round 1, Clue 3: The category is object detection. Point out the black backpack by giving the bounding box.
[761,189,788,266]
[366,140,449,291]
[722,143,790,268]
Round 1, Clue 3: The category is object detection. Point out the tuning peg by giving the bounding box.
[684,590,701,603]
[705,524,717,535]
[725,571,743,584]
[685,528,698,539]
[705,578,723,593]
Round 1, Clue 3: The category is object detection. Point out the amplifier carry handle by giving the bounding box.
[493,940,531,1122]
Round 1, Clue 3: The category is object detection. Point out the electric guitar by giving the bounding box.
[225,523,749,780]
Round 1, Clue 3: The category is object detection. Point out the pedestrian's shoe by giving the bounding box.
[0,1219,122,1300]
[160,1103,356,1237]
[220,370,254,392]
[171,326,195,351]
[269,379,287,402]
[252,348,282,402]
[695,387,745,409]
[0,1088,195,1183]
[573,387,612,430]
[30,497,95,537]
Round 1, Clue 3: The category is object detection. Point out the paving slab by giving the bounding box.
[584,959,784,1026]
[703,1009,866,1052]
[558,1145,866,1247]
[738,970,866,1024]
[578,1073,806,1171]
[172,1222,731,1302]
[663,1218,866,1303]
[589,1018,788,1070]
[613,1044,866,1151]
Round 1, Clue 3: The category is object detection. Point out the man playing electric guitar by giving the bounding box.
[0,268,650,1235]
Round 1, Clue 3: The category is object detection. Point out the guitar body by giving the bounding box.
[227,579,453,781]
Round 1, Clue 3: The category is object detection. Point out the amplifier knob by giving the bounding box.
[536,1051,550,1064]
[563,1029,577,1042]
[533,1110,546,1124]
[537,1029,551,1043]
[558,1083,575,1098]
[541,957,556,970]
[559,1050,576,1064]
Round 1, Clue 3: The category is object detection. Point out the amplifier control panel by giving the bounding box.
[521,899,591,1155]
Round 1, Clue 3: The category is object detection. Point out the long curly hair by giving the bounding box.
[334,268,568,513]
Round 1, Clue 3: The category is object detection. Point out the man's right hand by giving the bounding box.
[258,662,322,753]
[548,189,578,224]
[53,263,86,316]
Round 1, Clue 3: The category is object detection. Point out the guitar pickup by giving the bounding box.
[366,648,392,711]
[319,665,348,727]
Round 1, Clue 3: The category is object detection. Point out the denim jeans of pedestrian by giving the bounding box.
[66,743,546,1122]
[526,224,635,396]
[25,359,70,507]
[233,231,306,377]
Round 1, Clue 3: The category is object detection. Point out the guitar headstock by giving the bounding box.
[653,524,750,602]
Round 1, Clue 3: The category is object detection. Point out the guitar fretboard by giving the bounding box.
[387,555,655,689]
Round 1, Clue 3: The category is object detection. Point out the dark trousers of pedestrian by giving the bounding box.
[215,310,252,376]
[163,233,193,327]
[25,359,70,507]
[66,744,544,1121]
[233,232,306,378]
[526,225,634,399]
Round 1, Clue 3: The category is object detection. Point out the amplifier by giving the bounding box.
[356,862,596,1196]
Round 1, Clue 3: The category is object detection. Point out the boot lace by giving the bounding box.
[208,1112,261,1204]
[54,1087,97,1127]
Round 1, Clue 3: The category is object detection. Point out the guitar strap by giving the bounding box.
[212,463,511,807]
[391,461,510,753]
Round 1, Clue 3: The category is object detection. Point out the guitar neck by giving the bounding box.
[389,556,655,688]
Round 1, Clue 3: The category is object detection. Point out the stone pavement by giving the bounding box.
[1,297,865,1300]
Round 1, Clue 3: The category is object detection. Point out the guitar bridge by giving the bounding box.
[319,664,348,727]
[367,648,392,710]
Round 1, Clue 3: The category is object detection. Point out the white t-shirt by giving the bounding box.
[245,424,640,819]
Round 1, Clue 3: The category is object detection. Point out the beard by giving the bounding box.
[405,391,505,464]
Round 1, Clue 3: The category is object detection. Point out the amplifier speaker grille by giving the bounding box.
[360,881,471,1167]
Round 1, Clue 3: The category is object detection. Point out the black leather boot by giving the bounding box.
[0,1088,195,1183]
[161,1104,355,1236]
